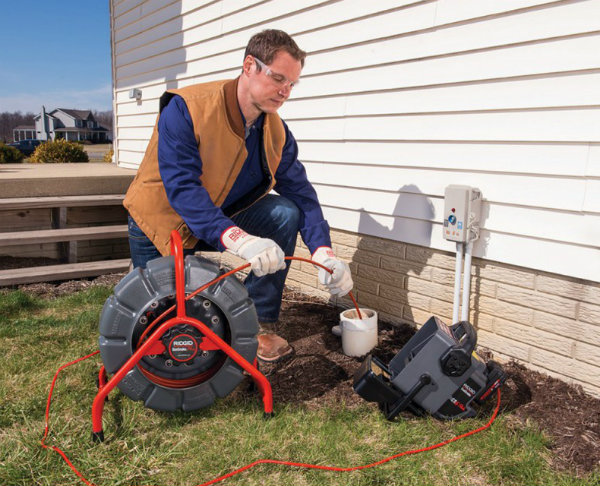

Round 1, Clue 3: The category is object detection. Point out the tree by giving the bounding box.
[0,111,35,143]
[92,110,113,131]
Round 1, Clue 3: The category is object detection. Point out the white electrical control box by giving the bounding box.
[443,185,482,242]
[128,88,142,100]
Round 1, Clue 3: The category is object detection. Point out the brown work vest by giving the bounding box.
[123,78,286,256]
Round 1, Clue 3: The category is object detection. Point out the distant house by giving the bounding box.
[13,106,110,142]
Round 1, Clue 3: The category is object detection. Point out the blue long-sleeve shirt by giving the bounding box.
[157,95,331,253]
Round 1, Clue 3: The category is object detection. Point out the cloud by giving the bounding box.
[0,84,113,113]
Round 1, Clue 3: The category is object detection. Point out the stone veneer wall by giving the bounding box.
[206,229,600,398]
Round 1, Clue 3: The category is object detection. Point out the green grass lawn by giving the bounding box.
[0,286,597,486]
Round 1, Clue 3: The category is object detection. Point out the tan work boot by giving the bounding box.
[257,333,294,363]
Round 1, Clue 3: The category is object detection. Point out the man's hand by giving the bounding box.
[312,246,353,296]
[221,226,286,277]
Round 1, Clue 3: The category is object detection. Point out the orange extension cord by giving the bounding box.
[41,353,501,486]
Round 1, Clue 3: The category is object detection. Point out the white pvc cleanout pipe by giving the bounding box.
[452,242,463,324]
[460,241,473,322]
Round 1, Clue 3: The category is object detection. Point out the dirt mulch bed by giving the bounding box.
[15,272,127,298]
[261,291,600,477]
[7,272,599,476]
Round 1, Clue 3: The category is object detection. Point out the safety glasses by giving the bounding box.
[253,57,300,89]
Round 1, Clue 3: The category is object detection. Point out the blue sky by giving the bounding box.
[0,1,112,114]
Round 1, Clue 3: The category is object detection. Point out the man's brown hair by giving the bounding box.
[244,29,306,67]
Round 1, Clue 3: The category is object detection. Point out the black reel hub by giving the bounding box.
[165,329,200,363]
[98,255,259,412]
[131,293,230,381]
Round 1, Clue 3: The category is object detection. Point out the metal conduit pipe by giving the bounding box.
[452,242,463,324]
[460,241,473,323]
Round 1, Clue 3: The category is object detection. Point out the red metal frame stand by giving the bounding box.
[92,230,273,442]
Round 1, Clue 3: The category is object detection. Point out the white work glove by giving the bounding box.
[221,226,286,277]
[312,246,353,297]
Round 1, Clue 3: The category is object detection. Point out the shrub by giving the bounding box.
[0,143,24,163]
[103,147,114,163]
[30,139,89,163]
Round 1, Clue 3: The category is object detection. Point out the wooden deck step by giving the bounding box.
[0,225,128,247]
[0,259,131,286]
[0,194,125,210]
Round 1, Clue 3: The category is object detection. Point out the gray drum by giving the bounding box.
[98,255,259,412]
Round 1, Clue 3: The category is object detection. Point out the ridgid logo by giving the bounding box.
[173,339,194,348]
[461,383,476,397]
[227,227,247,243]
[169,334,198,361]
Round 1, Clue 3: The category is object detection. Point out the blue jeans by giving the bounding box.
[127,194,301,323]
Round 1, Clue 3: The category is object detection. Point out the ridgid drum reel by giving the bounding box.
[92,230,272,442]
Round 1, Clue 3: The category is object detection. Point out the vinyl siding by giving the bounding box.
[111,0,600,282]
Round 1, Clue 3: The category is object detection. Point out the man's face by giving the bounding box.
[246,51,302,114]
